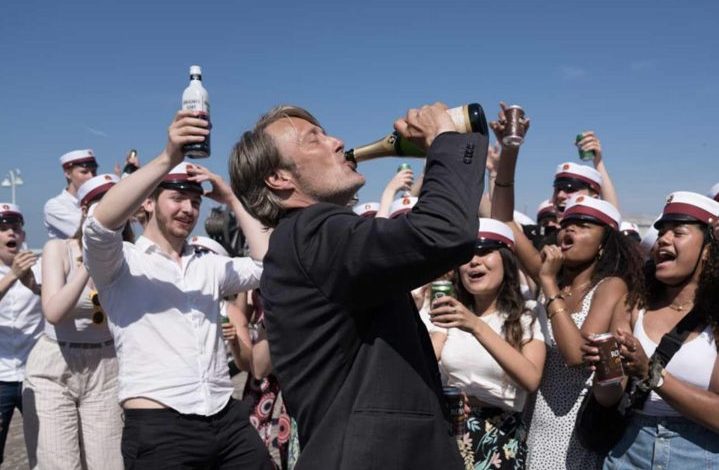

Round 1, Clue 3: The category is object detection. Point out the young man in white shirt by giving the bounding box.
[82,110,273,469]
[0,203,43,465]
[44,149,98,239]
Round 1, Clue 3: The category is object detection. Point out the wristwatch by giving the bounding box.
[638,357,666,392]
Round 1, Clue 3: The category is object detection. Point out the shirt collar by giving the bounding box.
[136,235,194,257]
[62,189,79,204]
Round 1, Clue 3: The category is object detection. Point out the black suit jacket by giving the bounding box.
[261,132,487,469]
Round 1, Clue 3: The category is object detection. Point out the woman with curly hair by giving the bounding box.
[489,103,646,469]
[585,191,719,469]
[429,218,546,469]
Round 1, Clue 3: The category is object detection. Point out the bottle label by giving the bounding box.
[447,106,470,134]
[182,98,210,116]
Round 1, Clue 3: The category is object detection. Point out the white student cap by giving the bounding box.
[388,196,418,219]
[477,218,515,251]
[562,195,621,230]
[554,162,602,194]
[60,149,97,169]
[189,236,229,257]
[352,202,380,218]
[77,174,119,207]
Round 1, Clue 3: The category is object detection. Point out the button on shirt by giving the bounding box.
[44,189,82,239]
[82,215,262,416]
[0,263,44,382]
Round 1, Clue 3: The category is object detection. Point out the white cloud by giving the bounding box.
[559,65,587,80]
[83,125,109,137]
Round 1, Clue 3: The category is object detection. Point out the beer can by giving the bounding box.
[397,162,412,173]
[442,386,465,436]
[591,333,625,386]
[576,134,595,161]
[431,280,454,301]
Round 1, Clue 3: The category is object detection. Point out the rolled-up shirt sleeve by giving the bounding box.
[218,257,263,299]
[82,213,127,288]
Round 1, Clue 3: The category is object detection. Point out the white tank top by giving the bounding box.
[43,241,113,343]
[633,309,717,416]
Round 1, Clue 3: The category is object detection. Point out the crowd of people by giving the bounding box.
[0,101,717,470]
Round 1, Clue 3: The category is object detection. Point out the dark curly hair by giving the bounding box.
[590,226,647,310]
[454,246,535,350]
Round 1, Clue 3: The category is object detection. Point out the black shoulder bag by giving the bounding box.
[576,307,703,454]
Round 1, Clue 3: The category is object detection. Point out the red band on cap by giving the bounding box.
[663,202,715,224]
[390,208,412,218]
[62,156,97,169]
[360,211,378,218]
[537,207,556,218]
[0,210,23,219]
[563,205,618,230]
[81,182,115,207]
[555,172,601,192]
[477,232,515,250]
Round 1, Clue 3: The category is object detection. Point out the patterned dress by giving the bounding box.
[525,284,604,470]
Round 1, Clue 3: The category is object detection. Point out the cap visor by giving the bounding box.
[653,213,703,229]
[159,182,204,195]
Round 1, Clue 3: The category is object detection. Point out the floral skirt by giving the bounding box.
[457,407,528,470]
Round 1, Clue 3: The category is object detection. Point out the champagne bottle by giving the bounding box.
[345,103,487,164]
[182,65,211,158]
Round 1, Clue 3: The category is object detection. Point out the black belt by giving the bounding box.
[55,339,114,349]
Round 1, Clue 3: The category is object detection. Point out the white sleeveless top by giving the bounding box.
[43,241,113,343]
[634,308,717,416]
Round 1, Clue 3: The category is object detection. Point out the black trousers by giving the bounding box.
[121,398,274,470]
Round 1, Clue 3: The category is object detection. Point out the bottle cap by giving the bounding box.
[189,65,202,76]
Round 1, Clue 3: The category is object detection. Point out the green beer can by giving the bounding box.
[431,280,455,301]
[576,134,595,161]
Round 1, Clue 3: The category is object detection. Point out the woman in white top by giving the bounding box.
[586,191,719,469]
[23,174,132,470]
[429,218,546,469]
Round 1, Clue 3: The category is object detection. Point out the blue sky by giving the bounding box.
[2,0,718,248]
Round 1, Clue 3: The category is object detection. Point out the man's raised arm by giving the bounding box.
[93,111,209,230]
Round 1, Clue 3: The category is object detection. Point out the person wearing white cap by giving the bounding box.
[586,191,719,469]
[428,218,546,468]
[619,220,641,243]
[551,161,604,213]
[387,195,418,218]
[43,149,99,240]
[0,203,43,465]
[23,174,128,469]
[351,201,380,218]
[82,110,273,469]
[523,195,645,469]
[707,182,719,202]
[376,165,414,218]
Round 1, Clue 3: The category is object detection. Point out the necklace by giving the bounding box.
[560,281,592,298]
[668,300,693,312]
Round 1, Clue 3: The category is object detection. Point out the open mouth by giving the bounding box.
[655,249,677,266]
[468,271,486,281]
[560,234,574,251]
[5,241,17,249]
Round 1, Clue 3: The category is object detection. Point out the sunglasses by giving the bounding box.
[554,180,590,194]
[90,291,105,325]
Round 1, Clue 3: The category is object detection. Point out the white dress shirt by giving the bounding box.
[0,263,44,382]
[44,189,82,239]
[82,215,262,416]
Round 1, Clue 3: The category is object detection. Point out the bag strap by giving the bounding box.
[630,306,704,409]
[652,306,704,366]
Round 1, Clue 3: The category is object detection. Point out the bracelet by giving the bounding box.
[494,180,514,187]
[545,293,564,310]
[547,307,567,320]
